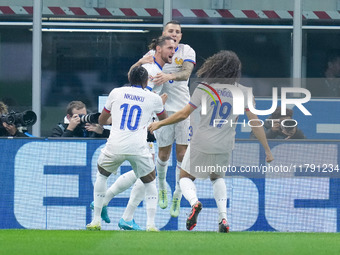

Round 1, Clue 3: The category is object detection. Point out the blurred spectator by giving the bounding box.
[250,107,306,140]
[51,101,109,138]
[0,101,28,137]
[308,50,340,97]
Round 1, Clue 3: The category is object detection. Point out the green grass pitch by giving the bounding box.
[1,230,340,255]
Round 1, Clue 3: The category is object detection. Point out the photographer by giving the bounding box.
[251,107,305,140]
[51,101,110,138]
[0,101,29,137]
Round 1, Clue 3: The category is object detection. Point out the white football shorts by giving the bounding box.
[181,144,231,179]
[97,152,155,178]
[154,111,191,147]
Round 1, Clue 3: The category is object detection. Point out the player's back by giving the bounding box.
[190,83,249,154]
[103,86,163,156]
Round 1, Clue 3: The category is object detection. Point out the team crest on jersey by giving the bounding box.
[175,57,183,66]
[149,75,154,81]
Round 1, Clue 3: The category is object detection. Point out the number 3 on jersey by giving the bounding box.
[120,103,142,131]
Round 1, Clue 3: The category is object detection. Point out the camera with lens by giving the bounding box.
[280,119,296,133]
[79,112,100,124]
[0,110,37,127]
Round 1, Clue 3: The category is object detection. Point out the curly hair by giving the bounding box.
[196,50,241,84]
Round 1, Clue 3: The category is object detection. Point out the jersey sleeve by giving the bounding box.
[154,94,165,116]
[189,85,204,109]
[144,49,155,57]
[241,85,255,111]
[104,89,116,113]
[183,45,196,65]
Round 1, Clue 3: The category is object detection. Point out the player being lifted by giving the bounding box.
[149,50,274,232]
[139,20,196,217]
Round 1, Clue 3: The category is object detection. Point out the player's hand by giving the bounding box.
[138,55,154,65]
[85,123,104,134]
[148,121,161,133]
[160,93,168,105]
[153,72,173,85]
[265,150,274,163]
[67,114,81,131]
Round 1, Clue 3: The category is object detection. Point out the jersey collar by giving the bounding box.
[131,85,143,89]
[153,57,163,70]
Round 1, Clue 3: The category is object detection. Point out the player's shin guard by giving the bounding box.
[103,170,137,206]
[212,178,227,223]
[170,162,183,217]
[122,179,145,222]
[173,161,182,198]
[144,179,158,229]
[179,177,198,207]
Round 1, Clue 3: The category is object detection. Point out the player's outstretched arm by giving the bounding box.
[246,111,274,163]
[98,109,111,126]
[153,61,194,85]
[149,104,193,132]
[173,61,195,81]
[127,55,154,80]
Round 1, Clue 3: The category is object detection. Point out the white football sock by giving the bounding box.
[212,178,227,222]
[93,172,108,223]
[122,179,145,222]
[179,177,198,207]
[103,170,137,206]
[172,161,182,199]
[144,179,158,228]
[156,158,169,190]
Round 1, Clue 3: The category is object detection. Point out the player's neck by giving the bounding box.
[154,55,165,69]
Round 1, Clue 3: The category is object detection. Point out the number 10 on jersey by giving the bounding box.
[120,103,142,131]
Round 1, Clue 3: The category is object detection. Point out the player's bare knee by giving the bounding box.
[210,173,222,181]
[97,164,111,177]
[176,151,185,162]
[140,170,156,183]
[180,169,195,181]
[176,144,188,162]
[158,145,172,161]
